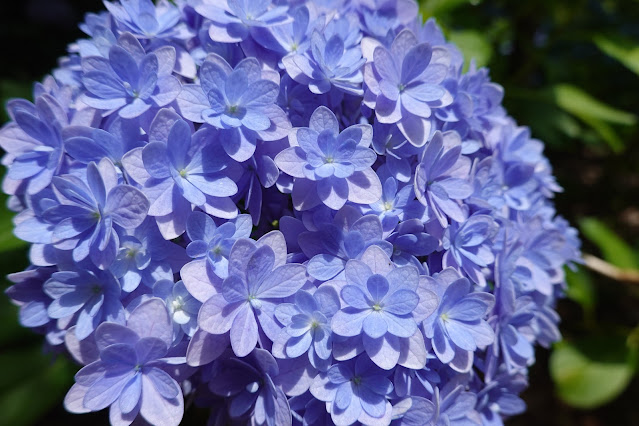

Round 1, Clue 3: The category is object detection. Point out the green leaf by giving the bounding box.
[564,265,596,314]
[420,0,473,16]
[0,190,26,254]
[550,336,636,409]
[0,348,51,391]
[579,218,639,269]
[448,30,492,72]
[551,84,636,152]
[0,357,74,426]
[594,35,639,76]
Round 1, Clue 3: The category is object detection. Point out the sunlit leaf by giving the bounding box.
[420,0,474,17]
[579,218,639,269]
[550,336,636,409]
[448,30,492,71]
[0,357,74,426]
[564,265,595,315]
[594,35,639,76]
[551,84,636,152]
[0,181,26,253]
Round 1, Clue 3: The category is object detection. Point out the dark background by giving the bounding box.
[1,0,638,424]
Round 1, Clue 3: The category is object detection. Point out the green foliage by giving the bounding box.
[594,35,639,76]
[0,194,27,254]
[564,265,596,316]
[551,84,636,152]
[0,357,75,426]
[448,30,492,71]
[550,336,637,409]
[580,218,639,269]
[420,0,475,17]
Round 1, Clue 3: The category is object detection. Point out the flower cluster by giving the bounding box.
[2,0,580,425]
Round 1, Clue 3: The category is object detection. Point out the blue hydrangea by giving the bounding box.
[193,0,291,44]
[0,96,68,195]
[272,287,340,371]
[37,159,149,269]
[122,110,239,238]
[63,299,185,425]
[442,213,498,287]
[184,211,252,278]
[64,117,143,171]
[104,0,192,41]
[311,354,394,424]
[109,217,181,291]
[81,33,181,118]
[5,267,57,333]
[328,246,437,370]
[2,0,582,424]
[44,265,124,340]
[275,106,382,210]
[414,130,473,227]
[422,269,495,372]
[363,29,453,147]
[207,348,291,425]
[296,206,392,281]
[282,20,366,96]
[197,234,307,357]
[364,175,427,233]
[153,279,202,342]
[177,53,291,161]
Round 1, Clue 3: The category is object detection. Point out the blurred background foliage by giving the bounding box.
[1,0,639,425]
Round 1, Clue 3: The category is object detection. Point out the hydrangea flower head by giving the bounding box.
[1,0,582,424]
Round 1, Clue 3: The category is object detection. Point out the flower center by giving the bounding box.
[171,296,184,313]
[126,249,137,259]
[440,312,450,322]
[383,202,393,211]
[228,105,239,115]
[179,169,188,178]
[91,284,102,295]
[325,156,334,164]
[351,376,362,386]
[398,83,406,92]
[248,294,262,309]
[372,304,382,312]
